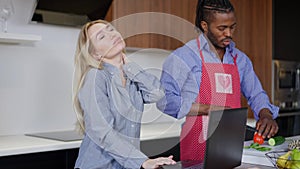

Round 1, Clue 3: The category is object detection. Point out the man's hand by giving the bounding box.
[256,108,278,139]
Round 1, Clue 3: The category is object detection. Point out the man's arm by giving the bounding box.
[187,103,229,116]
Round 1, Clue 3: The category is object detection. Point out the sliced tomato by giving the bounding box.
[253,133,264,145]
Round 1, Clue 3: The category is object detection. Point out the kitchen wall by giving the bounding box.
[0,0,175,136]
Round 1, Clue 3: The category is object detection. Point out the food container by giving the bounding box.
[265,150,300,169]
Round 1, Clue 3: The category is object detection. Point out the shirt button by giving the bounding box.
[130,140,134,143]
[131,124,135,128]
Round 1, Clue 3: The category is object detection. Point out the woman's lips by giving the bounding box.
[113,37,122,45]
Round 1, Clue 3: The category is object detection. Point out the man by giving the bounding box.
[156,0,279,161]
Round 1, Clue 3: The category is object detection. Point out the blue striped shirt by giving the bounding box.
[156,34,279,120]
[75,62,164,169]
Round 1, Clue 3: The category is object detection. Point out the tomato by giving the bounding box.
[253,133,264,145]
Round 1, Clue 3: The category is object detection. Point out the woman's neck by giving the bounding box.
[103,52,127,86]
[103,52,124,69]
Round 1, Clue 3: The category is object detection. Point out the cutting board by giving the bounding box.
[243,135,300,157]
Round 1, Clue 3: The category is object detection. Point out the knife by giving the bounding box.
[246,125,258,132]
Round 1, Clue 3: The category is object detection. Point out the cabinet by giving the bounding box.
[0,148,79,169]
[231,0,273,117]
[273,0,299,62]
[109,0,198,50]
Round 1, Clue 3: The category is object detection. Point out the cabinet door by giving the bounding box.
[111,0,198,50]
[0,148,79,169]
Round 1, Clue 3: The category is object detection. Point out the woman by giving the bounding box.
[72,19,176,169]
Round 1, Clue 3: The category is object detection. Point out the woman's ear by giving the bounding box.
[201,21,208,33]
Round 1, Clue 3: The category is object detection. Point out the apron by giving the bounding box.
[180,37,241,161]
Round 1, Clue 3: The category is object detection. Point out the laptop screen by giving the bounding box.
[204,107,248,169]
[161,108,248,169]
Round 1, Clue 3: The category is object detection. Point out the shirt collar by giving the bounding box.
[198,33,236,54]
[102,62,121,75]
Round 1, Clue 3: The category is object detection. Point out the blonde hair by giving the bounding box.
[72,19,110,133]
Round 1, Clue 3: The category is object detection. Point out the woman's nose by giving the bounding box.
[109,33,115,39]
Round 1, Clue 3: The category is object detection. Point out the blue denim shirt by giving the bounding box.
[75,62,164,169]
[156,33,279,120]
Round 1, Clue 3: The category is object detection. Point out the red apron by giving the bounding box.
[180,37,241,161]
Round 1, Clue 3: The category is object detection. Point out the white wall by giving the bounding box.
[0,0,176,136]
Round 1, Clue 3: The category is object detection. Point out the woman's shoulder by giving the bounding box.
[84,68,111,85]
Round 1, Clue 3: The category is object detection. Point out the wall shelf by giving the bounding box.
[0,32,42,44]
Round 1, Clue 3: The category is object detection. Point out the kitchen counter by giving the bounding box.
[242,135,300,167]
[0,119,185,157]
[1,117,297,168]
[0,118,257,157]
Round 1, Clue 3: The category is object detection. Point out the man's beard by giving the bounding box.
[206,31,232,50]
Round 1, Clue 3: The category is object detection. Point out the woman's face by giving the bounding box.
[87,23,125,60]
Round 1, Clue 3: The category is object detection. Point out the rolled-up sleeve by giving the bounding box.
[240,57,279,120]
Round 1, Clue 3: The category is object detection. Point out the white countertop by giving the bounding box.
[0,118,257,158]
[0,120,185,157]
[242,135,300,167]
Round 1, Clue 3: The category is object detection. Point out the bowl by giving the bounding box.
[265,150,300,169]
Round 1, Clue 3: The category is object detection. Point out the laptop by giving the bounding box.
[161,107,248,169]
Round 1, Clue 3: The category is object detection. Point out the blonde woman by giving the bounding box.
[72,19,176,169]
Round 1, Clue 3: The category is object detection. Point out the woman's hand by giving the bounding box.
[256,108,278,139]
[142,155,176,169]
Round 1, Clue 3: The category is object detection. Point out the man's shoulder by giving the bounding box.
[170,39,198,57]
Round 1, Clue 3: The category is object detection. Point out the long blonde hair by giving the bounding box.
[72,19,110,133]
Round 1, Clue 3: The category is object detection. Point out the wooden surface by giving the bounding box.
[231,0,273,117]
[110,0,198,50]
[108,0,274,118]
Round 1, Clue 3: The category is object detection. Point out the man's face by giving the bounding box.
[204,12,237,49]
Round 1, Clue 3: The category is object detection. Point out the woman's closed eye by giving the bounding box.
[106,24,114,31]
[96,33,105,40]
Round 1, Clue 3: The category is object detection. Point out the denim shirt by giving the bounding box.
[156,33,279,120]
[75,62,164,169]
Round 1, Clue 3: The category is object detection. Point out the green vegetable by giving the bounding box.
[268,136,285,146]
[290,149,300,169]
[254,147,272,151]
[244,143,272,152]
[291,149,300,161]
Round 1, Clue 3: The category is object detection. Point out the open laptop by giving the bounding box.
[161,107,248,169]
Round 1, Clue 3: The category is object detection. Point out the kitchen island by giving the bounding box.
[0,118,290,169]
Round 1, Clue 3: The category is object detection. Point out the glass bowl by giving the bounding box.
[265,150,300,169]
